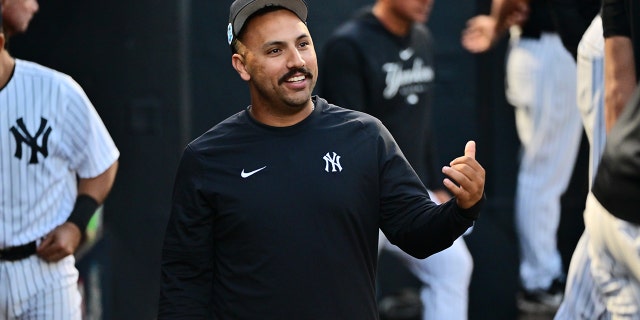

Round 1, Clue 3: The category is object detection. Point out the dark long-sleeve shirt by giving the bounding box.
[158,97,481,319]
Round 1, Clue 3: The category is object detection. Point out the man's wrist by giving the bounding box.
[457,193,486,220]
[66,194,99,233]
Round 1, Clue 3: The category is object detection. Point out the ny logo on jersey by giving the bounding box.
[323,152,343,173]
[10,117,52,164]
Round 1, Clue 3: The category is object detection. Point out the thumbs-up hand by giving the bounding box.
[442,141,485,209]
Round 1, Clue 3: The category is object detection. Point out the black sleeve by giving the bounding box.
[319,37,368,111]
[550,0,601,59]
[602,0,631,38]
[376,124,480,259]
[158,146,214,319]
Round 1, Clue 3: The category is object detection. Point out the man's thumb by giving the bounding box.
[465,140,476,159]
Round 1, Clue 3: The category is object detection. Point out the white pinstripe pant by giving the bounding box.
[507,31,583,291]
[556,15,610,320]
[576,16,606,187]
[0,255,81,320]
[585,193,640,320]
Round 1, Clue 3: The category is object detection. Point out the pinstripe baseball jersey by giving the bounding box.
[0,59,119,248]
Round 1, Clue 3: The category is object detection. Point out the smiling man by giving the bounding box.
[158,0,486,319]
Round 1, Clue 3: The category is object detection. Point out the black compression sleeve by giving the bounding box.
[66,194,99,232]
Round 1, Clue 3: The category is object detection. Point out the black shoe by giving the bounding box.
[517,278,565,314]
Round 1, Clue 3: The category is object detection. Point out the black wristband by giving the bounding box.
[66,194,99,232]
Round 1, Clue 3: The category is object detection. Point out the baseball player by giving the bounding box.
[320,1,474,318]
[555,14,609,320]
[580,0,640,317]
[0,3,120,318]
[463,0,584,313]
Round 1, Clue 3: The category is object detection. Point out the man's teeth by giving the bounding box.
[287,75,305,82]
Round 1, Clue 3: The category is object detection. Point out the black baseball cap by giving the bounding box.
[227,0,308,45]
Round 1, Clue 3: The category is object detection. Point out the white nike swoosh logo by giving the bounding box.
[241,166,267,178]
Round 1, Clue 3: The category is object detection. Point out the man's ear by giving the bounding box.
[231,53,251,81]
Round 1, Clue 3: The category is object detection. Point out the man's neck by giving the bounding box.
[249,98,315,127]
[0,50,16,89]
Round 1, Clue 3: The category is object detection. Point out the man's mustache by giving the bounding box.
[279,68,313,85]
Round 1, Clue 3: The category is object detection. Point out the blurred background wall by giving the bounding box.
[6,0,587,319]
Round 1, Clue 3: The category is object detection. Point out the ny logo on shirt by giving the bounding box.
[10,117,52,164]
[323,152,343,173]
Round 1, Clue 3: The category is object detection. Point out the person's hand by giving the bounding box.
[504,0,529,27]
[461,15,498,53]
[37,222,82,262]
[442,141,485,209]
